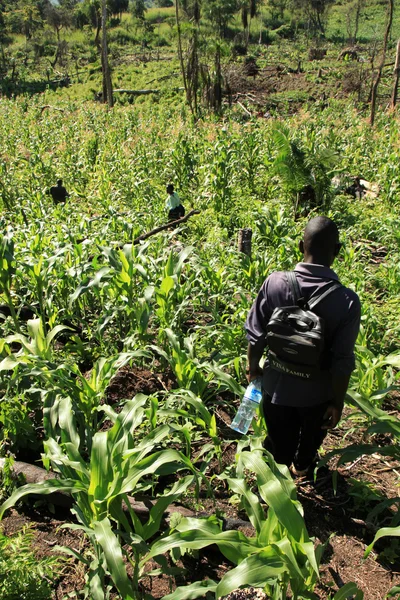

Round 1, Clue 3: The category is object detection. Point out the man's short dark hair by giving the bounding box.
[57,179,63,186]
[166,184,174,193]
[303,216,339,255]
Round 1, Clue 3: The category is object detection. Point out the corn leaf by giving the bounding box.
[143,526,258,566]
[162,579,217,599]
[92,517,136,600]
[364,525,400,558]
[216,549,286,597]
[0,479,85,518]
[225,476,265,534]
[332,582,364,599]
[142,475,194,541]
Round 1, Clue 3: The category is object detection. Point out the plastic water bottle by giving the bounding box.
[230,378,262,434]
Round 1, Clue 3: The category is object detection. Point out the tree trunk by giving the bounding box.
[370,0,394,125]
[213,44,222,114]
[94,11,101,47]
[238,228,252,257]
[101,0,113,108]
[353,0,363,43]
[390,39,400,109]
[175,0,193,115]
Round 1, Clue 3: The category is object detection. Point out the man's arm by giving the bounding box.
[323,292,361,429]
[247,341,265,383]
[322,372,351,429]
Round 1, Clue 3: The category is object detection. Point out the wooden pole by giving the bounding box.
[390,40,400,109]
[369,0,393,126]
[101,0,113,108]
[238,228,252,257]
[175,0,192,114]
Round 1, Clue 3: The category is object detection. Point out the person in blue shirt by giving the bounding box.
[166,184,185,222]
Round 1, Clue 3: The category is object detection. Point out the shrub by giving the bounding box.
[0,526,61,600]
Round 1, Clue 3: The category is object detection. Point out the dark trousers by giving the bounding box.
[168,205,185,222]
[262,395,329,470]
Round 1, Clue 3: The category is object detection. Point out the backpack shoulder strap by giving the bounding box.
[285,271,304,305]
[308,282,342,310]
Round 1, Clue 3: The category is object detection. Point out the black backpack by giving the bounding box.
[265,272,342,379]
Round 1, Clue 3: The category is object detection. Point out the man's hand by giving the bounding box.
[321,404,343,429]
[247,366,263,383]
[247,342,265,384]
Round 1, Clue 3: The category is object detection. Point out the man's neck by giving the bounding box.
[303,255,332,267]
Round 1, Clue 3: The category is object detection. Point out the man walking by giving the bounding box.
[49,179,69,205]
[245,216,361,476]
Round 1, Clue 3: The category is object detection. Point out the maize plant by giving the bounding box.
[0,394,200,600]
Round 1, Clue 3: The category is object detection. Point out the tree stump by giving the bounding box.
[238,228,252,257]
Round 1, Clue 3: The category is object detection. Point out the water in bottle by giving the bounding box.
[230,378,262,434]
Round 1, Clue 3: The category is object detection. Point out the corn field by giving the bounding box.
[0,95,399,599]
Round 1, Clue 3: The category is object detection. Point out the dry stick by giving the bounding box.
[369,0,394,125]
[112,89,160,96]
[132,209,200,245]
[145,73,178,85]
[344,455,365,470]
[391,40,400,109]
[78,210,200,253]
[237,101,252,116]
[40,105,65,113]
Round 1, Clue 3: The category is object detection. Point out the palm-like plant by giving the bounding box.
[271,124,338,217]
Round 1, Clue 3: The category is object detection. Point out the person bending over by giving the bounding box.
[166,184,185,222]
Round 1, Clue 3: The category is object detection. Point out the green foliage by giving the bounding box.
[271,123,338,215]
[0,79,400,599]
[0,525,61,599]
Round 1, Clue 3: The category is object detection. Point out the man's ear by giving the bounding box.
[299,240,304,254]
[334,242,342,257]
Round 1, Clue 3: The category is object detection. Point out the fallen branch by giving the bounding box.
[132,209,200,245]
[40,105,65,113]
[0,458,251,531]
[112,88,160,95]
[80,209,200,260]
[237,101,252,116]
[145,72,178,85]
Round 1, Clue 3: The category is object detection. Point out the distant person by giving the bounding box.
[345,176,366,200]
[245,216,361,478]
[49,179,69,205]
[165,184,185,222]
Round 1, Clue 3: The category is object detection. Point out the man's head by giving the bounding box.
[299,216,341,266]
[166,184,174,194]
[57,179,63,186]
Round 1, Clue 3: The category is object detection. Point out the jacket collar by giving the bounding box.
[294,262,339,281]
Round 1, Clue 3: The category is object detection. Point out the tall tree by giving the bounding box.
[108,0,128,18]
[45,3,71,41]
[11,0,43,40]
[202,0,239,37]
[131,0,146,21]
[292,0,334,35]
[101,0,113,107]
[369,0,394,125]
